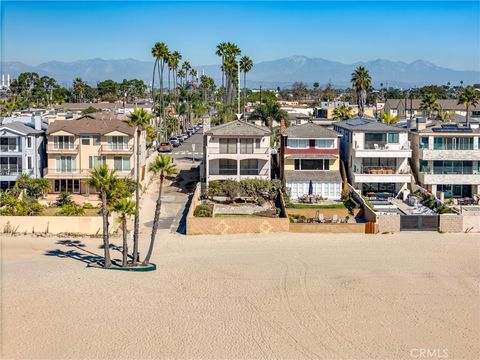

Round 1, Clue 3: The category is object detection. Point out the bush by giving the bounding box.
[240,179,273,198]
[194,204,212,217]
[56,192,73,207]
[82,202,94,209]
[256,197,266,206]
[208,181,222,199]
[58,203,85,216]
[0,194,43,216]
[221,180,240,202]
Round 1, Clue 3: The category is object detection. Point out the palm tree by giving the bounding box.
[239,56,253,119]
[124,108,153,264]
[181,61,191,85]
[112,198,136,267]
[216,42,229,99]
[170,51,182,103]
[152,42,170,120]
[420,93,439,120]
[381,112,399,125]
[88,165,118,268]
[190,68,198,83]
[251,100,288,130]
[351,66,371,117]
[458,86,478,127]
[332,104,354,120]
[143,155,178,265]
[177,69,186,87]
[72,77,85,103]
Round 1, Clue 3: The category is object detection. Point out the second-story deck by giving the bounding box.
[43,168,134,179]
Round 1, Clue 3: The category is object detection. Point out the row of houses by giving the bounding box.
[201,116,480,203]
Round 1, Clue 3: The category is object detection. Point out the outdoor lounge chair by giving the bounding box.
[332,214,338,223]
[318,213,325,223]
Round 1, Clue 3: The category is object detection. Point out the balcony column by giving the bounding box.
[237,159,240,182]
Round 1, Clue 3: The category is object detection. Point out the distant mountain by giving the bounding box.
[2,56,479,88]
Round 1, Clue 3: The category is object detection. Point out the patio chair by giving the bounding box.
[318,213,325,223]
[332,214,338,223]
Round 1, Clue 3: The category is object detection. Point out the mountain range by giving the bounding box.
[2,56,479,88]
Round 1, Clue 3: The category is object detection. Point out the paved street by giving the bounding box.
[171,132,203,162]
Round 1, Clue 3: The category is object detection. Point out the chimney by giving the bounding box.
[33,113,42,131]
[416,117,426,131]
[280,119,286,135]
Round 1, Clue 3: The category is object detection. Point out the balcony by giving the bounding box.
[0,168,33,178]
[352,166,411,184]
[47,145,79,154]
[419,148,480,161]
[0,145,22,153]
[99,145,134,154]
[43,168,134,179]
[419,171,480,185]
[353,143,411,158]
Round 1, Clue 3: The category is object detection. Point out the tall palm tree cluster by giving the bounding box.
[150,42,216,137]
[88,108,178,269]
[215,42,254,120]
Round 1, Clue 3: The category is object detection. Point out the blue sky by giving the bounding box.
[2,1,479,70]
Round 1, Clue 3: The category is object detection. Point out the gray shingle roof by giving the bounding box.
[285,170,342,183]
[206,120,271,136]
[284,122,339,138]
[333,117,407,132]
[0,122,43,135]
[46,118,134,135]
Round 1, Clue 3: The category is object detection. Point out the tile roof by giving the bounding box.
[285,170,342,183]
[0,122,43,135]
[284,122,339,138]
[46,118,135,135]
[206,120,271,136]
[333,117,407,132]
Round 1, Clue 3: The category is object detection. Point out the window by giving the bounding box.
[26,137,32,148]
[432,160,473,175]
[55,156,75,172]
[240,159,259,175]
[27,156,32,170]
[93,135,101,145]
[218,159,237,175]
[255,138,261,148]
[420,137,429,149]
[433,137,474,150]
[315,139,335,148]
[108,136,128,150]
[219,138,237,154]
[54,136,74,150]
[294,159,330,170]
[0,156,21,175]
[387,133,399,143]
[89,156,106,169]
[240,138,254,154]
[81,136,90,145]
[288,139,308,148]
[0,137,19,152]
[113,157,131,171]
[54,179,80,193]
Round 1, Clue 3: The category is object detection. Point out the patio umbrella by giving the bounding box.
[308,180,313,195]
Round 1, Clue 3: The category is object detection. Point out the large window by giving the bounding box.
[432,161,473,175]
[362,158,397,173]
[288,139,308,148]
[219,138,237,154]
[55,156,75,172]
[107,136,128,150]
[0,137,20,152]
[387,133,399,143]
[218,159,237,175]
[420,137,429,149]
[113,157,131,171]
[81,136,90,145]
[294,159,330,170]
[54,179,80,193]
[315,139,335,148]
[433,137,474,150]
[54,136,74,150]
[240,138,254,154]
[89,156,106,169]
[240,159,259,175]
[0,156,21,175]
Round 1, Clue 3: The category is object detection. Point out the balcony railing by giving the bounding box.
[43,168,134,178]
[47,145,78,153]
[0,145,22,152]
[99,145,134,154]
[360,142,410,151]
[209,148,270,155]
[0,168,33,176]
[353,166,409,175]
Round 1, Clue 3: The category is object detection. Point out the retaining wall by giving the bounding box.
[0,216,118,235]
[377,215,401,233]
[289,223,365,233]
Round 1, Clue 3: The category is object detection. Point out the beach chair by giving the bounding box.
[332,214,338,223]
[318,213,325,223]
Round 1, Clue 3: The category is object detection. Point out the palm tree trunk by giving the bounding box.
[101,192,111,268]
[243,71,247,119]
[466,103,470,127]
[132,127,141,263]
[143,175,164,265]
[152,59,157,111]
[122,219,128,267]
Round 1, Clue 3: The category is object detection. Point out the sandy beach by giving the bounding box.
[1,230,479,360]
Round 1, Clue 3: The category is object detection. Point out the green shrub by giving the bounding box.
[58,203,85,216]
[82,202,94,209]
[56,192,73,207]
[0,194,43,216]
[221,180,240,202]
[240,179,273,198]
[194,204,212,217]
[208,181,222,198]
[256,197,266,206]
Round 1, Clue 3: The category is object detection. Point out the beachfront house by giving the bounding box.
[334,117,412,200]
[44,118,145,195]
[280,122,342,201]
[202,120,271,190]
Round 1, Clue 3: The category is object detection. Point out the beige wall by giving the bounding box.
[0,216,119,235]
[289,223,365,233]
[376,215,401,233]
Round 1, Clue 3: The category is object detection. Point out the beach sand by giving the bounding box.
[1,231,479,359]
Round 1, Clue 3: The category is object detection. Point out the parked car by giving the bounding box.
[186,129,194,136]
[180,133,188,141]
[169,137,180,147]
[157,142,173,153]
